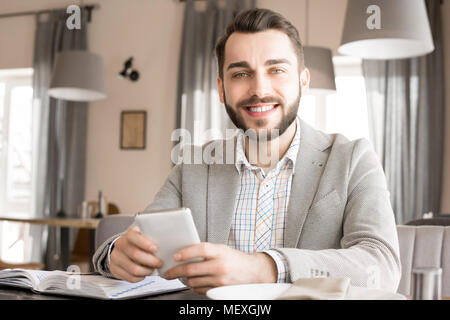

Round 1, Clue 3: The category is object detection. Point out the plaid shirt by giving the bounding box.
[227,117,301,283]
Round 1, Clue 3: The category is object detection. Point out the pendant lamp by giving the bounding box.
[48,50,106,101]
[339,0,434,60]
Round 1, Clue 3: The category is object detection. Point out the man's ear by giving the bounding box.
[300,67,310,94]
[217,77,224,103]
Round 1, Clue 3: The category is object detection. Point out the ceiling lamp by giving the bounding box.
[304,46,336,94]
[339,0,434,59]
[48,50,106,101]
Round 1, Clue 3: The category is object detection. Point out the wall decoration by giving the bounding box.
[119,57,140,82]
[120,110,146,150]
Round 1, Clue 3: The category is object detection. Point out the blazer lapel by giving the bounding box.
[284,119,332,248]
[207,163,240,244]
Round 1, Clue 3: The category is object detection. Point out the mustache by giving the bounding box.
[236,95,284,108]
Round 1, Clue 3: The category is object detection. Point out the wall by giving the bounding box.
[440,0,450,213]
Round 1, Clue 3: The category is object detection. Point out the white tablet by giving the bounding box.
[133,208,202,276]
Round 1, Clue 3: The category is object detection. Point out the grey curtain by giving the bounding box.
[176,0,255,146]
[31,9,88,270]
[362,0,444,224]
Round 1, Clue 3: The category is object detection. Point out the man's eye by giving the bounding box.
[233,72,248,79]
[271,68,284,74]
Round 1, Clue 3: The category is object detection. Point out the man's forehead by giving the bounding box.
[224,30,297,68]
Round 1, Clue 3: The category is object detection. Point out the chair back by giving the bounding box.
[95,215,134,250]
[72,202,121,260]
[397,225,450,297]
[405,217,450,226]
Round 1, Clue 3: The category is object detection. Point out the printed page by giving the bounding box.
[86,275,188,299]
[0,269,57,290]
[39,272,107,298]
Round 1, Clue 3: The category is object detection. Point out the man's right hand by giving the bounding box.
[109,225,163,282]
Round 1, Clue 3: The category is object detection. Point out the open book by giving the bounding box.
[0,268,188,299]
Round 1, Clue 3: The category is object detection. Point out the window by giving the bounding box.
[0,68,34,214]
[298,56,370,142]
[0,68,34,263]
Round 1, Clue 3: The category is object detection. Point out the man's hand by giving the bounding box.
[163,243,278,294]
[109,226,163,283]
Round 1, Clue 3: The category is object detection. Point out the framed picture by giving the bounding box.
[120,110,147,150]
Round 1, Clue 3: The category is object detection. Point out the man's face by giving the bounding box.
[218,30,309,138]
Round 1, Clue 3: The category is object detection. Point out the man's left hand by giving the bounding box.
[163,243,278,294]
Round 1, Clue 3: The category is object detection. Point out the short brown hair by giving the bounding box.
[215,8,304,80]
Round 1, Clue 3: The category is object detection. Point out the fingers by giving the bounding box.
[185,276,227,289]
[164,259,217,280]
[110,263,145,283]
[124,243,163,269]
[118,227,163,265]
[111,248,155,279]
[174,242,224,262]
[125,226,158,253]
[109,227,164,282]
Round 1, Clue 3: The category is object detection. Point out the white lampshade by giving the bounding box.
[339,0,434,60]
[48,50,106,101]
[304,46,336,94]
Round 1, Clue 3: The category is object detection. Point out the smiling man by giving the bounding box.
[93,8,401,295]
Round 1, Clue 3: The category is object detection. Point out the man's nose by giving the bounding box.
[247,72,272,97]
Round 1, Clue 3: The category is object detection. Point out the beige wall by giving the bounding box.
[440,0,450,213]
[0,0,448,214]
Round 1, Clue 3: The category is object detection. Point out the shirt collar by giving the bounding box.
[235,117,301,175]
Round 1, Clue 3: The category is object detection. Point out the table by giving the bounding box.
[0,285,207,300]
[0,215,101,271]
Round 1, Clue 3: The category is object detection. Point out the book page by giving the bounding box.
[89,275,187,299]
[38,273,187,299]
[1,269,187,299]
[29,270,62,283]
[0,269,57,290]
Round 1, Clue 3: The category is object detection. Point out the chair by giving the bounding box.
[70,202,121,270]
[95,215,134,250]
[396,225,450,298]
[405,217,450,226]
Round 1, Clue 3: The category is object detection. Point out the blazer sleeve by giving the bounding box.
[276,138,402,292]
[92,164,183,276]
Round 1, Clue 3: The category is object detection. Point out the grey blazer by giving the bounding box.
[93,119,401,292]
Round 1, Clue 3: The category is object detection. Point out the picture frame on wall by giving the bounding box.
[120,110,147,150]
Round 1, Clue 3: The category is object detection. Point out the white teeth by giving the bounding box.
[248,105,276,113]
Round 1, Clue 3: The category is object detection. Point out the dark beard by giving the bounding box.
[223,85,301,141]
